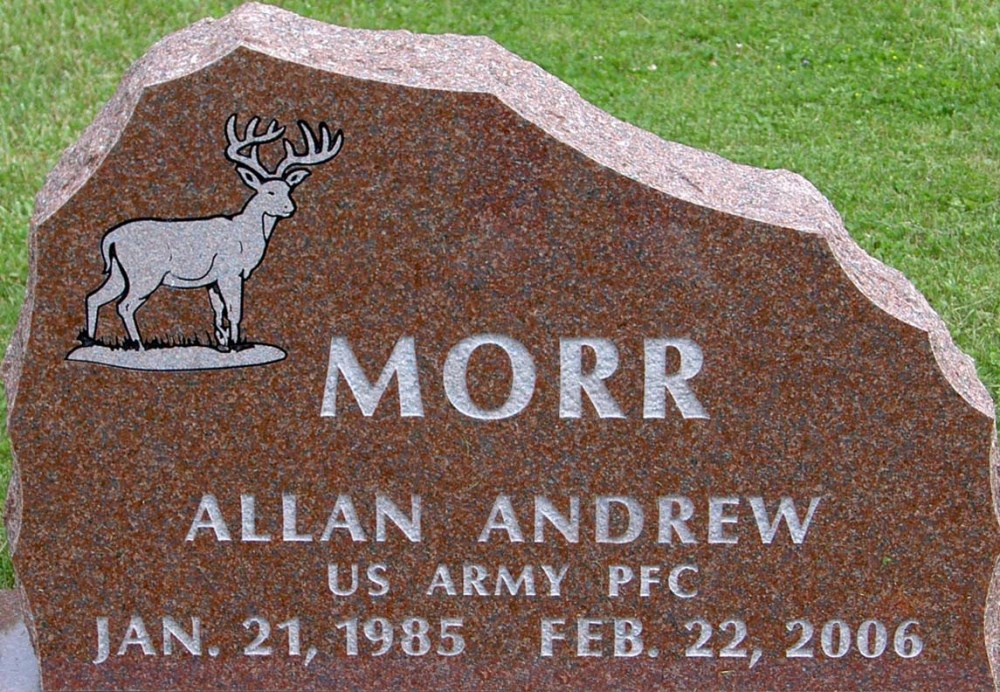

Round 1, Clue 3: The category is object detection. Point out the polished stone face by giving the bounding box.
[4,4,998,690]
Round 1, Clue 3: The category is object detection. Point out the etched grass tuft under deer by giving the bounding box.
[69,113,343,370]
[76,329,253,352]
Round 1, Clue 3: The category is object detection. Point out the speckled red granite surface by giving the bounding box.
[3,4,998,690]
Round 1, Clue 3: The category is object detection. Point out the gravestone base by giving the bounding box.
[0,590,40,692]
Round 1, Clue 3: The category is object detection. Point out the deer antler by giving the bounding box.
[224,114,286,179]
[274,121,344,178]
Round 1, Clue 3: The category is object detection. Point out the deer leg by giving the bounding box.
[116,276,160,351]
[207,285,228,351]
[85,261,126,341]
[217,276,244,349]
[117,295,148,350]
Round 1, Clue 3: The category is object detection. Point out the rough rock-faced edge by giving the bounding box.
[2,1,998,682]
[7,1,991,422]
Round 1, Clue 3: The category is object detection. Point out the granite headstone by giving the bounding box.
[4,3,999,689]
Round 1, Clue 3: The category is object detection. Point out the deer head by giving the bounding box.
[224,114,343,217]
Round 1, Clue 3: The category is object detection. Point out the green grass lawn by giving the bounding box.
[0,0,997,588]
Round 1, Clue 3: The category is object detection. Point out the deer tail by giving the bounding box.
[100,233,116,274]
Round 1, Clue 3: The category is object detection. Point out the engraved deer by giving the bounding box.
[84,114,343,351]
